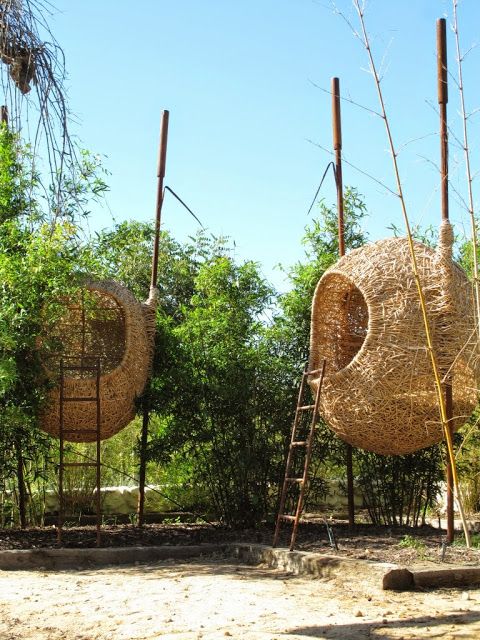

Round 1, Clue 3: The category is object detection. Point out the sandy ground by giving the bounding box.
[1,556,480,640]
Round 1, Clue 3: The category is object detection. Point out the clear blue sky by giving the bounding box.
[47,0,479,291]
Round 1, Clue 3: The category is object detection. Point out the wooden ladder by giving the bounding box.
[58,357,102,547]
[273,360,326,551]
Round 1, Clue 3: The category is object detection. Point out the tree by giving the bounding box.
[147,243,283,526]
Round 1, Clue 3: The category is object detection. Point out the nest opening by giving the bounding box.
[318,273,369,374]
[52,289,126,376]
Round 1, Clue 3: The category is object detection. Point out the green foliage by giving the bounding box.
[50,148,110,221]
[454,410,480,514]
[453,532,480,549]
[399,535,427,554]
[92,222,293,525]
[355,447,443,527]
[150,248,282,526]
[0,125,107,524]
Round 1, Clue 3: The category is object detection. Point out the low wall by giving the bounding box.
[44,485,180,516]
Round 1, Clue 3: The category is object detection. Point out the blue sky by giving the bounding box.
[46,0,480,291]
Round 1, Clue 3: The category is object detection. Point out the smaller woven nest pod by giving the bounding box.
[40,280,157,442]
[309,222,479,456]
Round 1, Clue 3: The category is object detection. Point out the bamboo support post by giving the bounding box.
[138,110,169,526]
[332,77,355,526]
[332,77,345,257]
[437,17,455,545]
[150,110,170,289]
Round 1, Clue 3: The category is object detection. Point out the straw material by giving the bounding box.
[309,227,479,455]
[40,280,157,442]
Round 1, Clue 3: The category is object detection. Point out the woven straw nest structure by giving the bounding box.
[309,222,480,456]
[40,280,158,442]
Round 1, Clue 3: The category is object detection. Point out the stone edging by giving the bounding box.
[1,542,479,591]
[0,544,226,570]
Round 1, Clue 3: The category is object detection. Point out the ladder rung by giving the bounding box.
[291,441,307,447]
[61,365,99,372]
[304,367,324,376]
[60,355,99,361]
[286,477,304,483]
[298,404,316,410]
[62,429,98,435]
[62,396,98,402]
[62,462,97,468]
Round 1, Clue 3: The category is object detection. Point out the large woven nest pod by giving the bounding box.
[309,222,480,456]
[40,280,157,442]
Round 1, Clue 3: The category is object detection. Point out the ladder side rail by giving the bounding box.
[56,357,103,547]
[289,359,326,551]
[95,358,101,547]
[273,366,309,547]
[57,359,65,545]
[290,366,308,443]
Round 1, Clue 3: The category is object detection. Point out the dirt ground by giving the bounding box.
[2,521,480,638]
[1,555,480,639]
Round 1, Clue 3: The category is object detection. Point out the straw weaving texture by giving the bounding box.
[309,227,479,455]
[40,281,156,442]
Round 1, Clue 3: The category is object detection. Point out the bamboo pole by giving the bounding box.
[332,77,345,257]
[332,77,355,526]
[151,110,170,289]
[138,110,170,527]
[352,1,471,546]
[436,17,455,545]
[452,1,480,337]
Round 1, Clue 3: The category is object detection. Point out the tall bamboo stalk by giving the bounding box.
[452,0,480,337]
[352,0,470,546]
